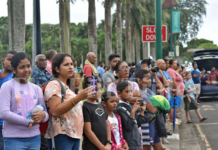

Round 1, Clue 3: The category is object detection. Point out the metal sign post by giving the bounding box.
[148,42,150,57]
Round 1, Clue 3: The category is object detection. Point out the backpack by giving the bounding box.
[40,78,66,150]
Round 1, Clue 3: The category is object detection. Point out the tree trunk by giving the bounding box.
[105,0,112,66]
[125,3,131,63]
[88,0,98,66]
[99,49,102,62]
[131,24,135,63]
[59,0,71,56]
[143,42,148,59]
[136,34,140,64]
[8,0,25,52]
[116,0,122,60]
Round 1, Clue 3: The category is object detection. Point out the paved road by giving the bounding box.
[189,101,218,150]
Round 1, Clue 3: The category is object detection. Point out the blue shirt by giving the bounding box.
[157,71,172,101]
[97,66,104,79]
[31,67,53,87]
[140,88,155,104]
[0,70,14,125]
[191,70,201,84]
[184,79,195,99]
[149,74,157,95]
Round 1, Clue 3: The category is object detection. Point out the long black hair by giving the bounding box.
[11,52,31,78]
[52,53,73,78]
[52,53,75,88]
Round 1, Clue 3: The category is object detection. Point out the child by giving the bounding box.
[0,52,49,150]
[184,71,207,123]
[101,91,129,150]
[135,69,162,150]
[83,80,112,150]
[116,81,147,150]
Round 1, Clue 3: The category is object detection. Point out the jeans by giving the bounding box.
[47,134,80,150]
[0,125,3,150]
[4,135,40,150]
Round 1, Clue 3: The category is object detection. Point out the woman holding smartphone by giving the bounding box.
[44,53,95,150]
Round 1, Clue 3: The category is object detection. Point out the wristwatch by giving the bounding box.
[106,140,113,145]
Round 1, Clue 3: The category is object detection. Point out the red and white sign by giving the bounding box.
[142,25,167,42]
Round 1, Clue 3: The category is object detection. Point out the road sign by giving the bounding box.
[142,25,167,42]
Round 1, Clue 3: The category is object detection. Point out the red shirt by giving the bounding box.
[83,65,93,77]
[208,71,218,81]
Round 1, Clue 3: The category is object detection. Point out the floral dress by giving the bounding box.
[44,80,84,139]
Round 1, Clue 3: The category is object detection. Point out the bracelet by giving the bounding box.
[100,145,105,150]
[71,98,76,106]
[28,122,33,128]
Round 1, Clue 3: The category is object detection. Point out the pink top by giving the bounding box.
[167,68,185,96]
[107,81,140,97]
[45,60,52,75]
[108,113,127,150]
[44,80,84,139]
[208,71,218,81]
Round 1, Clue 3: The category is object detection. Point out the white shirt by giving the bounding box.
[108,112,121,145]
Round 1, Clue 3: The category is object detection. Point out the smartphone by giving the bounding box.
[138,99,143,106]
[89,76,98,95]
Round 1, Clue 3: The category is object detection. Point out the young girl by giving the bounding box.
[0,52,49,150]
[101,91,129,150]
[184,71,207,123]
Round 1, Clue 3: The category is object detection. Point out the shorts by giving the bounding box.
[184,96,198,111]
[194,84,201,95]
[141,122,161,145]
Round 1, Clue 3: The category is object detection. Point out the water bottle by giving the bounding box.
[26,105,45,122]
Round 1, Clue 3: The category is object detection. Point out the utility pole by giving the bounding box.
[32,0,42,69]
[155,0,162,59]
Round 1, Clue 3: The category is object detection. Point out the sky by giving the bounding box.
[0,0,217,46]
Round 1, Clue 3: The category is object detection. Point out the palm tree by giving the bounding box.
[125,1,131,63]
[104,0,113,65]
[59,0,71,55]
[116,0,122,60]
[88,0,98,66]
[8,0,25,52]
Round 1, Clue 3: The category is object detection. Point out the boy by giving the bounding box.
[0,50,17,149]
[116,81,147,150]
[135,69,163,150]
[83,80,112,150]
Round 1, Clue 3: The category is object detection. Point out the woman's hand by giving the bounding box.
[77,86,96,100]
[31,110,46,124]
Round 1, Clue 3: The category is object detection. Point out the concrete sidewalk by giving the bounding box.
[162,100,201,150]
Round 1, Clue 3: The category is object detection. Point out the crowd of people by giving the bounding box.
[0,50,208,150]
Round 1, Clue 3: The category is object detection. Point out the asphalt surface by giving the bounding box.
[189,100,218,150]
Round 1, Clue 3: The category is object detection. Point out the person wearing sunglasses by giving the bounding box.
[107,61,142,104]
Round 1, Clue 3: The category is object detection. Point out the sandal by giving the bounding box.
[200,118,207,122]
[187,120,192,124]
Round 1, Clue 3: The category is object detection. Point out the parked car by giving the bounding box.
[194,49,218,100]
